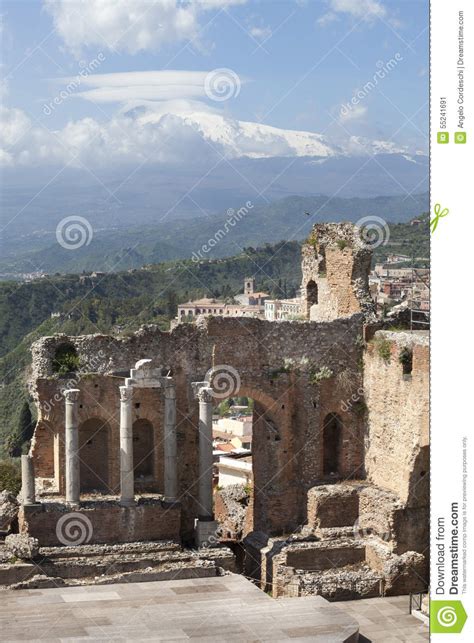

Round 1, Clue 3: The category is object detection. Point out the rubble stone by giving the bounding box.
[0,490,19,532]
[5,534,40,560]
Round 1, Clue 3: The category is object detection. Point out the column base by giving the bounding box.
[119,498,136,507]
[194,519,219,548]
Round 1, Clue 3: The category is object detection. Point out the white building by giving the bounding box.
[264,298,303,321]
[215,417,252,437]
[217,455,253,488]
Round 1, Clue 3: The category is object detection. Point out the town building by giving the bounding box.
[175,278,269,323]
[264,297,303,321]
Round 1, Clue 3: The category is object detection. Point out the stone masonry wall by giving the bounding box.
[364,331,429,507]
[19,499,181,546]
[300,223,375,322]
[30,315,365,542]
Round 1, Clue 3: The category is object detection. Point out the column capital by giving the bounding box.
[192,382,214,404]
[160,377,176,399]
[119,385,133,402]
[64,388,80,403]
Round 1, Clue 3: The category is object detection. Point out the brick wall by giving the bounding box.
[30,314,365,542]
[19,498,181,546]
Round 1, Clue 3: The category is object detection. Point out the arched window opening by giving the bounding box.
[399,347,413,375]
[307,280,318,307]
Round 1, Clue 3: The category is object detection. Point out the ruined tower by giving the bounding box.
[301,222,376,321]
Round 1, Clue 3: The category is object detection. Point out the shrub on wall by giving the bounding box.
[373,337,392,363]
[52,343,80,375]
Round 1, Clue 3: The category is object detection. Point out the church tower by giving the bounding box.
[244,277,255,295]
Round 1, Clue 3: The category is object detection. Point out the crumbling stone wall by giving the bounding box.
[19,498,181,546]
[214,484,251,540]
[363,331,429,507]
[30,314,365,542]
[300,223,375,322]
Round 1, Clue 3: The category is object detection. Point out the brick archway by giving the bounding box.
[214,384,284,534]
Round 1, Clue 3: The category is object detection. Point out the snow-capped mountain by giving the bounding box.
[136,108,340,159]
[129,104,426,162]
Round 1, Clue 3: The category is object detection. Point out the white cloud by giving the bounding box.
[249,25,272,41]
[339,104,367,123]
[0,100,415,170]
[0,101,340,169]
[44,0,247,56]
[56,70,217,104]
[318,0,387,26]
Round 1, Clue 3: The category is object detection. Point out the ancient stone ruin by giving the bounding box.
[0,223,429,599]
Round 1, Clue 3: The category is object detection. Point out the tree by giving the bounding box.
[165,290,178,318]
[18,401,34,445]
[0,459,22,494]
[5,433,22,458]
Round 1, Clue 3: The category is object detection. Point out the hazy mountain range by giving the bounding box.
[1,191,428,276]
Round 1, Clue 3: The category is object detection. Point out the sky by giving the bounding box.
[0,0,429,169]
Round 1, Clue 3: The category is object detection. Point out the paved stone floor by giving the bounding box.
[0,575,429,642]
[0,574,359,642]
[343,595,429,642]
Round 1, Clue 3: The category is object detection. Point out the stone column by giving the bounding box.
[119,385,135,506]
[196,386,214,519]
[162,378,178,502]
[64,388,80,506]
[21,455,36,505]
[192,383,218,547]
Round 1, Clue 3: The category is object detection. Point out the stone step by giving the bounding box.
[2,545,235,589]
[8,562,220,590]
[37,548,232,581]
[39,539,181,560]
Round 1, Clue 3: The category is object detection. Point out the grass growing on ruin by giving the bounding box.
[309,366,334,385]
[373,338,392,363]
